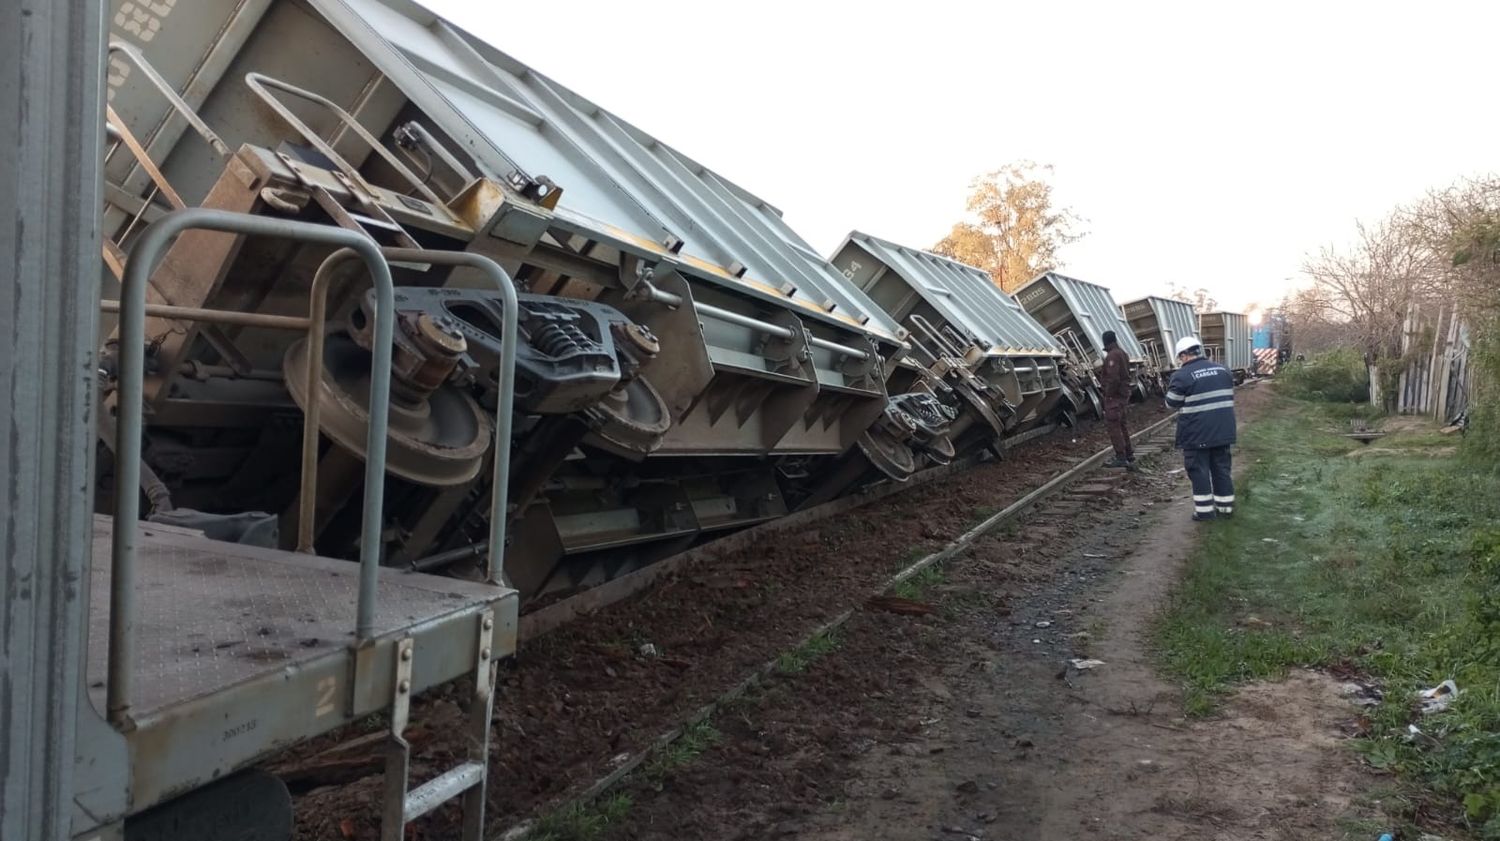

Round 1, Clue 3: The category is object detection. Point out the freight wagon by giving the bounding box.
[829,232,1080,452]
[1199,311,1252,381]
[1012,271,1149,414]
[1121,295,1198,384]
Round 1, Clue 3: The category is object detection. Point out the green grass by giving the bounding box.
[529,793,634,841]
[891,564,945,601]
[643,721,722,784]
[774,627,841,674]
[1156,393,1500,838]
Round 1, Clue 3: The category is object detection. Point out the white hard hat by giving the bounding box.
[1175,336,1203,356]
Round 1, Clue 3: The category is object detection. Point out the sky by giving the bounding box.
[417,0,1498,313]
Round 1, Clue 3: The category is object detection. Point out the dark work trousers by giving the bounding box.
[1184,446,1234,516]
[1103,395,1132,459]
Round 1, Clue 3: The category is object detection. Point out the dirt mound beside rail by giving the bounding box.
[282,405,1173,840]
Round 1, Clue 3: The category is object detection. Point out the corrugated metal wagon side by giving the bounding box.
[829,232,1072,447]
[1199,311,1251,379]
[1121,295,1197,383]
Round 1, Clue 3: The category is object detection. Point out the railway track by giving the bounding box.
[498,411,1180,840]
[282,407,1179,840]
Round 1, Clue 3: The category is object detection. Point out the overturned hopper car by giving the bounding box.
[1011,271,1149,415]
[1199,311,1252,382]
[829,232,1084,447]
[101,0,959,603]
[1121,295,1198,385]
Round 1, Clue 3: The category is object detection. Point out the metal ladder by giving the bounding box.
[383,616,496,841]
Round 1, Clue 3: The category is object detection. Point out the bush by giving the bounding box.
[1463,322,1500,465]
[1278,348,1371,404]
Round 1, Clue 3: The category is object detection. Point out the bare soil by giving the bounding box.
[597,384,1381,841]
[284,404,1172,839]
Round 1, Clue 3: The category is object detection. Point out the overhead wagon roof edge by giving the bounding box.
[832,230,1065,357]
[305,0,907,343]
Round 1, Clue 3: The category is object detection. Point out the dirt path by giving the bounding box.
[282,407,1173,839]
[603,385,1380,841]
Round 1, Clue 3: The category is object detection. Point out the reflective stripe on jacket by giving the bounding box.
[1164,357,1237,449]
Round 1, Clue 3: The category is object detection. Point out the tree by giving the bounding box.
[932,162,1085,292]
[1402,175,1500,319]
[1279,287,1357,354]
[1166,283,1218,314]
[1299,213,1440,406]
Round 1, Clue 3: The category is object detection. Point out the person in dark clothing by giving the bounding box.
[1098,330,1135,469]
[1163,336,1237,521]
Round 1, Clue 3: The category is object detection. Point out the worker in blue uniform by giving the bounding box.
[1163,336,1237,521]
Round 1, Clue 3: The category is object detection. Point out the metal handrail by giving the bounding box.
[106,38,231,158]
[296,248,519,587]
[109,208,395,727]
[244,72,445,209]
[638,282,870,362]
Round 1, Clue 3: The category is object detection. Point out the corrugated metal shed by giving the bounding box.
[1013,271,1145,363]
[301,0,904,342]
[829,232,1063,357]
[1121,296,1197,370]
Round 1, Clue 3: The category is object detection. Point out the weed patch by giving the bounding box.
[529,793,634,841]
[891,564,945,601]
[775,628,841,675]
[643,721,721,787]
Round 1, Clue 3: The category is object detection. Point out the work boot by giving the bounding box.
[1104,456,1130,468]
[1125,457,1140,472]
[1216,510,1233,520]
[1192,511,1217,522]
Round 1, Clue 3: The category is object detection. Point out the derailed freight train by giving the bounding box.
[100,0,1103,605]
[69,1,1215,838]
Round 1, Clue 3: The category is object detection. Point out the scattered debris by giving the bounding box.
[638,642,659,658]
[1035,620,1053,628]
[1337,681,1383,707]
[1082,552,1108,559]
[1417,679,1460,714]
[1069,659,1106,671]
[1261,538,1280,544]
[955,779,979,794]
